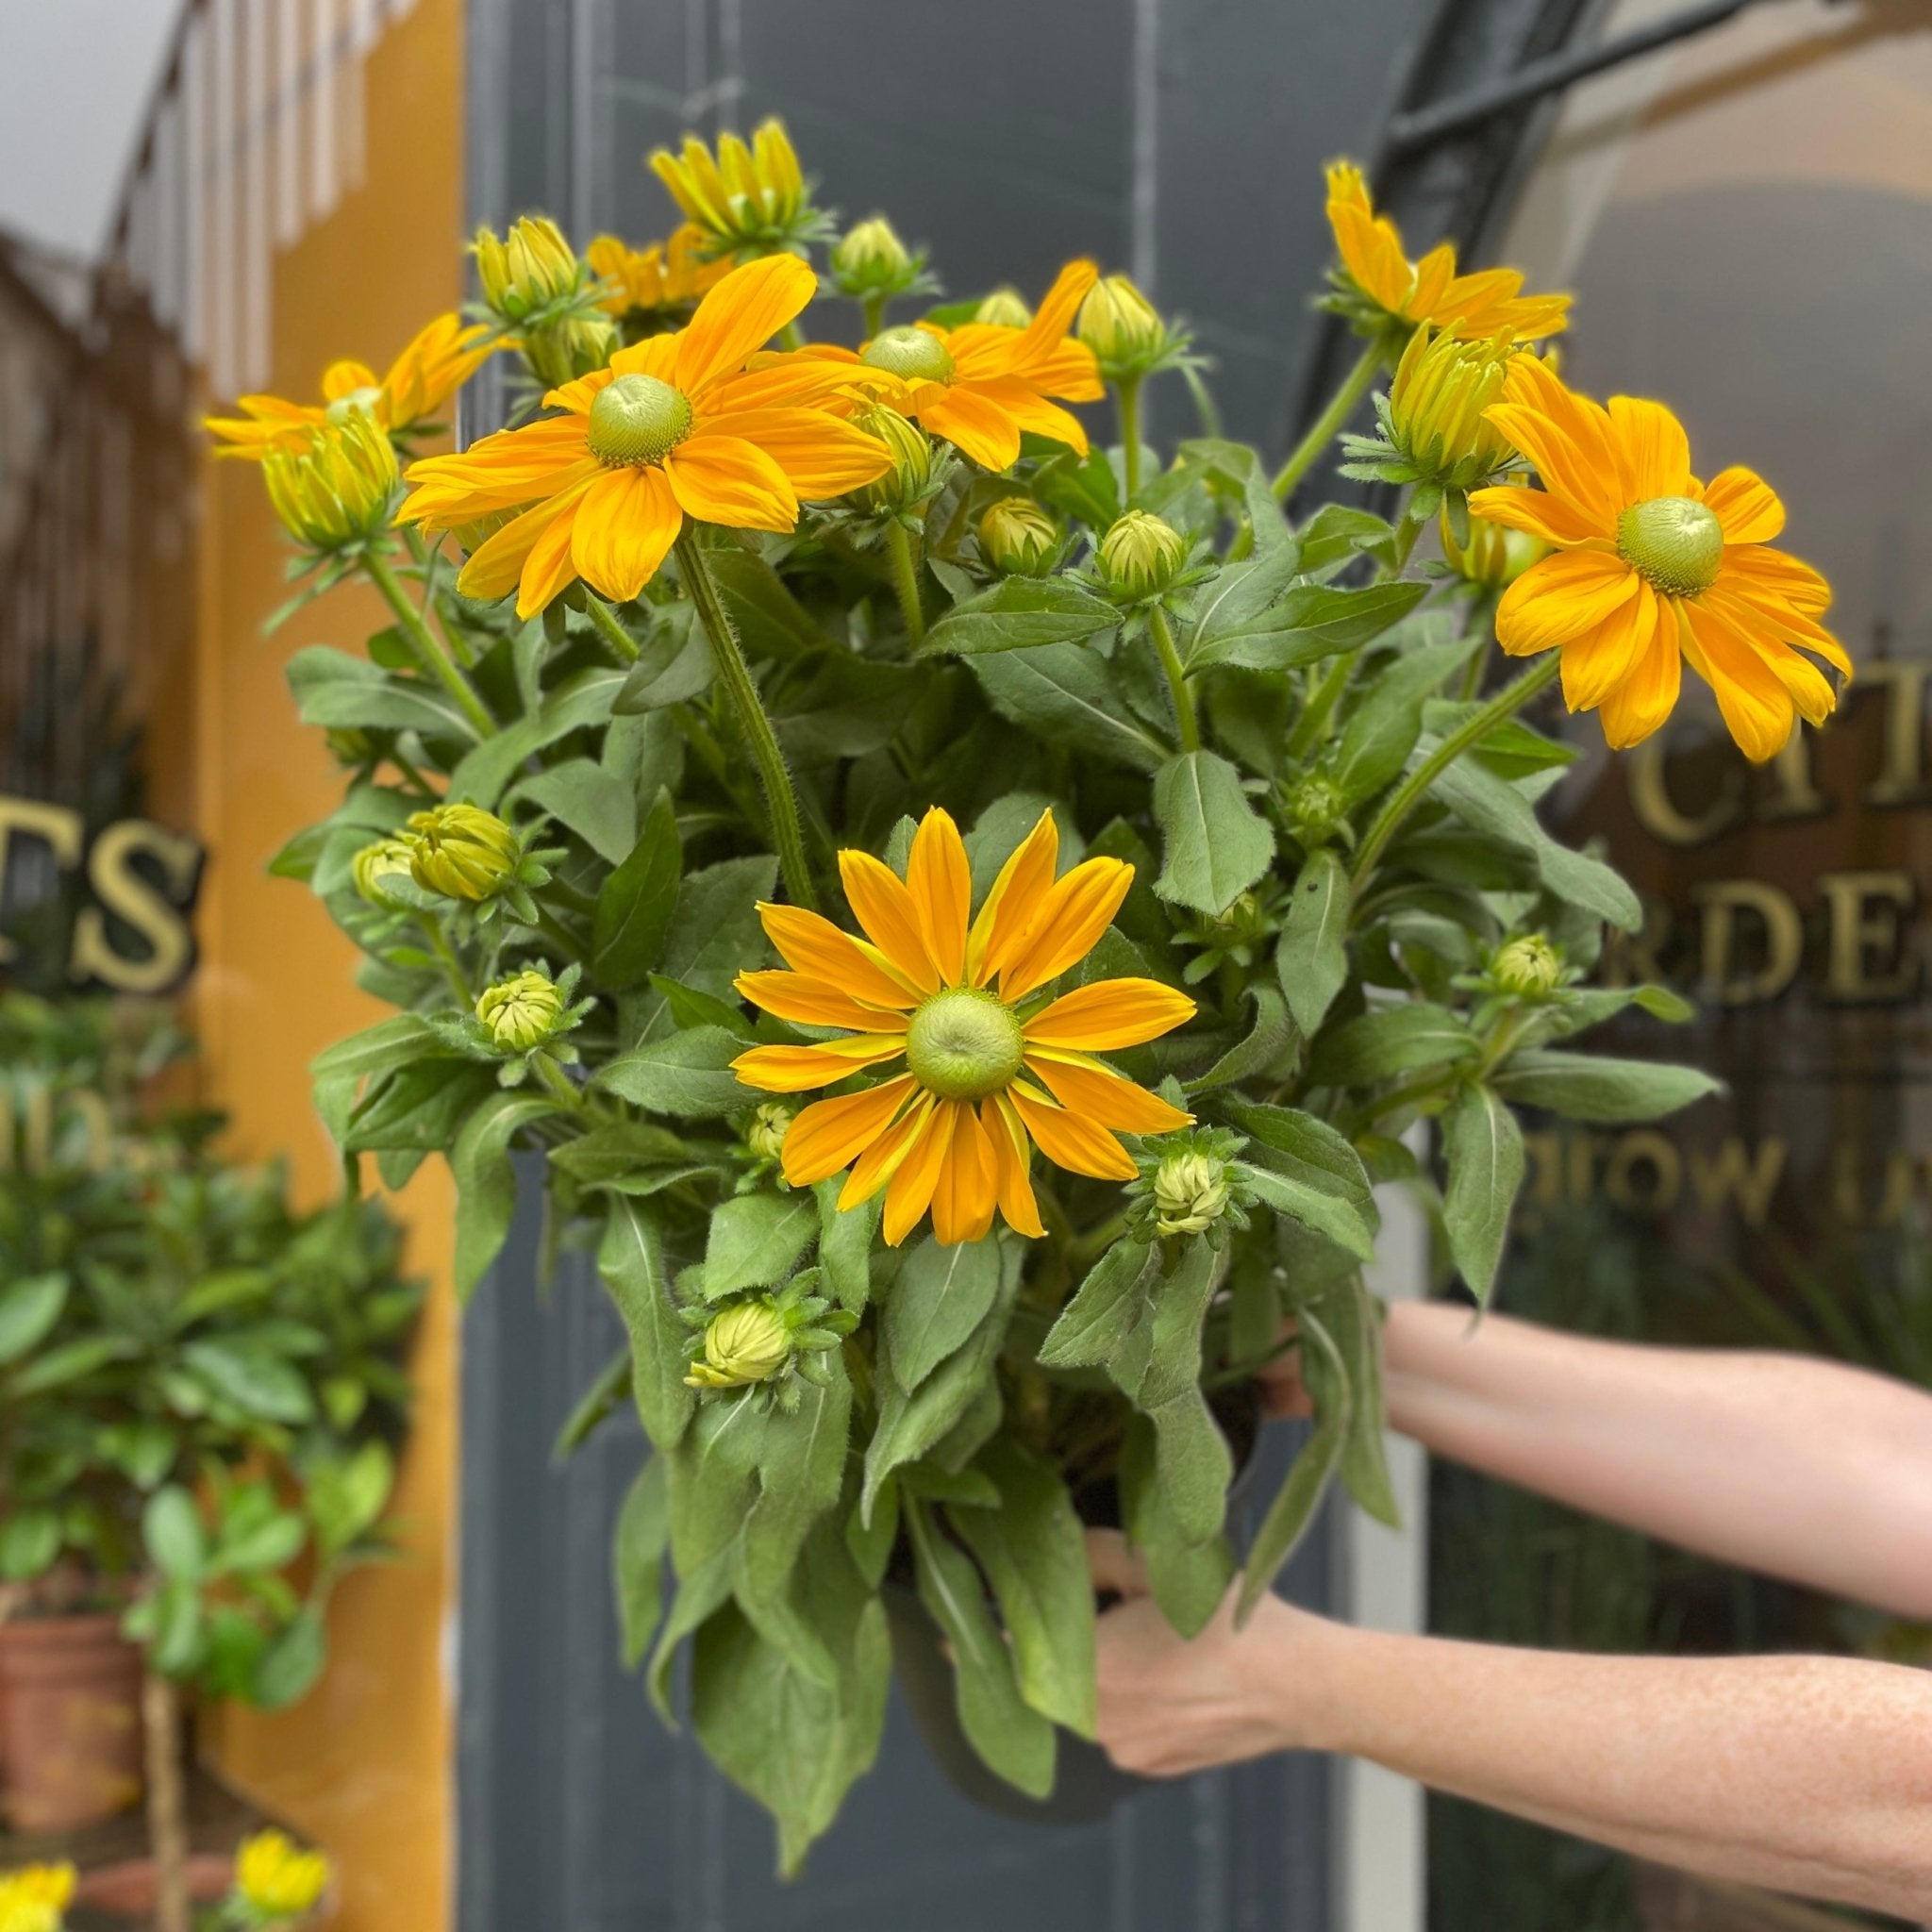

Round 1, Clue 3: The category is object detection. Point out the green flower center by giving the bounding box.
[861,325,956,385]
[587,374,694,465]
[906,989,1024,1101]
[1616,494,1724,597]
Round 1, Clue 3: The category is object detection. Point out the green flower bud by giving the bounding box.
[1098,509,1187,600]
[473,215,585,323]
[688,1298,792,1389]
[977,497,1058,575]
[325,726,378,766]
[1152,1151,1230,1237]
[745,1104,792,1164]
[1492,933,1563,996]
[1284,773,1347,840]
[832,216,913,293]
[352,836,419,911]
[261,414,397,553]
[1077,274,1167,374]
[974,287,1031,328]
[407,804,520,902]
[1384,325,1519,487]
[475,969,564,1052]
[850,404,937,516]
[1441,508,1545,590]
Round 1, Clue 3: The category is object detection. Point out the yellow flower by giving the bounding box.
[0,1861,75,1932]
[261,414,398,552]
[407,804,520,900]
[650,119,813,254]
[1324,160,1569,343]
[586,225,729,322]
[234,1830,329,1920]
[1384,325,1521,485]
[400,255,892,618]
[1469,356,1847,760]
[731,808,1196,1247]
[473,215,587,322]
[205,313,495,459]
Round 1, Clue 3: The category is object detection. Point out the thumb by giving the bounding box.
[1086,1527,1152,1601]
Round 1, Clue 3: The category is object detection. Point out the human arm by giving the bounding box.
[1259,1300,1932,1618]
[1090,1537,1932,1921]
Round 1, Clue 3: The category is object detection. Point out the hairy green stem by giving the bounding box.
[885,522,926,647]
[1149,604,1200,753]
[1349,654,1561,899]
[413,913,473,1007]
[1117,375,1144,501]
[861,291,887,340]
[584,593,641,663]
[1270,340,1381,502]
[364,549,496,736]
[1286,652,1357,759]
[675,530,819,909]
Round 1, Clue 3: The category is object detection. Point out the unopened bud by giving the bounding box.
[1492,933,1563,996]
[974,287,1031,328]
[406,805,520,902]
[850,405,937,516]
[352,836,419,910]
[475,969,563,1052]
[1077,274,1167,375]
[473,216,584,323]
[1442,507,1545,590]
[688,1298,792,1389]
[978,497,1058,576]
[833,217,913,293]
[1284,773,1347,839]
[1387,326,1519,486]
[261,415,397,553]
[1153,1152,1230,1237]
[1098,509,1186,600]
[745,1104,792,1163]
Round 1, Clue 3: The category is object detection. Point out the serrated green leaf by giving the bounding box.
[1276,849,1350,1033]
[1152,749,1275,915]
[884,1235,1004,1391]
[1441,1082,1524,1305]
[1492,1049,1720,1124]
[597,1198,694,1450]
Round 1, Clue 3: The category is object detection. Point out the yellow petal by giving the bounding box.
[664,434,799,533]
[917,386,1022,472]
[1596,601,1684,750]
[967,809,1058,985]
[675,253,818,392]
[1700,466,1785,546]
[782,1075,918,1186]
[758,903,924,1008]
[731,1036,908,1094]
[906,809,971,986]
[1023,1051,1192,1135]
[1559,577,1657,715]
[691,406,894,500]
[998,858,1135,1002]
[839,851,942,995]
[986,1096,1045,1240]
[1607,396,1690,504]
[1023,978,1194,1051]
[1008,1090,1137,1182]
[734,971,910,1032]
[1467,482,1604,549]
[883,1102,957,1245]
[1496,550,1638,657]
[930,1101,999,1247]
[569,464,683,604]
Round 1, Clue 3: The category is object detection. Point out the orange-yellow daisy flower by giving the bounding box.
[206,312,495,458]
[1469,356,1847,760]
[397,254,893,618]
[731,808,1196,1247]
[1325,161,1569,343]
[586,225,729,321]
[808,260,1104,474]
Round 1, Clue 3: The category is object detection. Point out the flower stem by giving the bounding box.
[584,593,641,663]
[862,292,886,340]
[413,913,473,1006]
[1270,340,1382,502]
[1149,604,1200,752]
[1349,654,1561,901]
[885,521,926,647]
[1117,375,1144,501]
[675,530,819,910]
[364,549,496,737]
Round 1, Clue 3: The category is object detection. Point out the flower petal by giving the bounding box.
[569,464,683,604]
[664,434,799,532]
[1596,600,1684,751]
[1008,1089,1137,1182]
[691,406,894,499]
[962,376,1090,456]
[931,1101,999,1247]
[734,971,910,1032]
[839,851,941,994]
[758,903,924,1008]
[986,1096,1045,1240]
[455,484,587,603]
[1699,465,1784,544]
[998,858,1135,1001]
[1607,396,1691,503]
[782,1075,918,1186]
[675,253,818,392]
[1023,978,1195,1051]
[1496,549,1638,656]
[1700,588,1841,733]
[1679,597,1802,763]
[917,386,1022,472]
[840,1091,936,1211]
[731,1036,908,1094]
[1023,1051,1193,1135]
[906,808,971,986]
[966,810,1059,985]
[1468,482,1605,548]
[883,1101,957,1246]
[1559,576,1657,714]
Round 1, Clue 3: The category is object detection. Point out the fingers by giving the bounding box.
[1086,1526,1151,1600]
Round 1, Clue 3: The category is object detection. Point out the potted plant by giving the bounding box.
[210,126,1846,1868]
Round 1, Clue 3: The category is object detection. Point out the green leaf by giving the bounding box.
[1309,1003,1480,1087]
[591,787,682,991]
[952,1440,1096,1737]
[1492,1049,1720,1124]
[614,1457,670,1669]
[1135,1241,1235,1545]
[1219,1096,1378,1260]
[1334,635,1483,805]
[1185,982,1295,1094]
[513,757,637,864]
[0,1272,67,1365]
[179,1342,315,1424]
[1190,579,1426,674]
[447,667,625,808]
[144,1486,207,1579]
[597,1025,749,1116]
[970,642,1166,771]
[1441,1082,1524,1306]
[707,546,834,662]
[923,577,1118,656]
[1236,1316,1347,1624]
[738,1371,853,1660]
[252,1606,326,1711]
[1276,849,1350,1034]
[883,1235,1004,1391]
[311,1013,456,1085]
[1296,505,1394,576]
[1547,984,1695,1035]
[306,1442,394,1564]
[345,1060,496,1155]
[1036,1240,1158,1370]
[286,645,481,741]
[1119,1416,1233,1638]
[816,1182,879,1317]
[8,1334,131,1396]
[212,1508,308,1579]
[1181,544,1304,669]
[450,1093,560,1301]
[0,1509,61,1581]
[703,1191,819,1299]
[1330,1277,1399,1527]
[612,605,716,711]
[1152,750,1275,915]
[597,1198,695,1450]
[907,1499,1055,1799]
[622,855,776,1040]
[545,1120,692,1188]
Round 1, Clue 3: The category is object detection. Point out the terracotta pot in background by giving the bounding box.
[0,1612,144,1831]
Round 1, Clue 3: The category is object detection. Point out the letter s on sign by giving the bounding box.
[68,819,202,993]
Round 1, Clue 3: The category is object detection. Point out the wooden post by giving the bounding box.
[142,1668,191,1932]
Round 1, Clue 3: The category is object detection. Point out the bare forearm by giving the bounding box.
[1383,1301,1932,1616]
[1292,1622,1932,1919]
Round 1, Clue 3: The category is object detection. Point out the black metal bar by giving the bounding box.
[1385,0,1768,152]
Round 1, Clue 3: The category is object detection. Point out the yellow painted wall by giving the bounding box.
[156,3,467,1925]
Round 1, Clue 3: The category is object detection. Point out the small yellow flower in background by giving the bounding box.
[407,804,520,901]
[475,970,564,1052]
[0,1862,75,1932]
[1324,160,1569,345]
[1440,500,1544,590]
[234,1830,329,1921]
[402,255,893,618]
[730,808,1195,1246]
[261,414,398,553]
[351,835,419,910]
[687,1298,792,1389]
[848,404,939,518]
[1098,509,1188,601]
[1469,356,1848,760]
[474,215,587,323]
[974,287,1032,328]
[831,217,914,293]
[651,119,817,256]
[1384,326,1520,486]
[1076,274,1186,385]
[1491,933,1564,996]
[586,225,729,325]
[978,497,1059,575]
[205,312,494,459]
